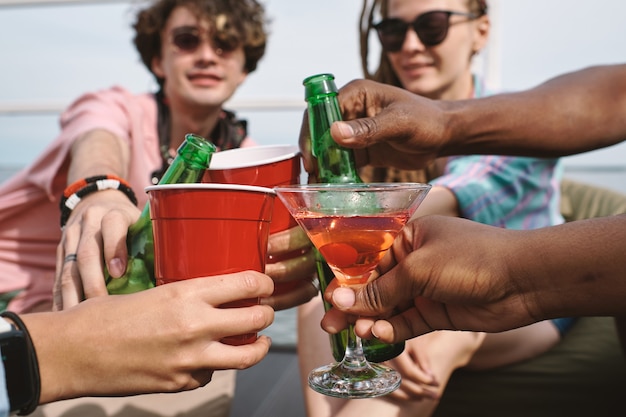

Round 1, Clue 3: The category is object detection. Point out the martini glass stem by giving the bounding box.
[343,324,368,369]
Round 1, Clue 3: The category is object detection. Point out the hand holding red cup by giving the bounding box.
[147,183,275,345]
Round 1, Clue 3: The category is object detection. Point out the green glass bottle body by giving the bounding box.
[303,73,405,362]
[106,133,217,294]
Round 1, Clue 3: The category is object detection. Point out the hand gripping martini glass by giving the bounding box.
[274,182,431,398]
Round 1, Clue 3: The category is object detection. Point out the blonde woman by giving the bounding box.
[298,1,575,416]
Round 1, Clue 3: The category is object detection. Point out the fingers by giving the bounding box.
[388,347,438,389]
[387,377,440,401]
[330,118,380,148]
[260,277,319,311]
[190,271,275,305]
[199,303,274,344]
[55,192,140,309]
[322,297,444,344]
[54,223,85,310]
[101,208,135,278]
[55,255,83,311]
[265,248,316,283]
[267,226,311,256]
[370,302,442,343]
[264,226,318,310]
[202,336,273,370]
[266,227,314,280]
[170,276,275,369]
[319,305,352,335]
[154,273,275,368]
[74,221,108,300]
[53,244,66,311]
[325,274,405,317]
[386,353,440,401]
[334,79,399,147]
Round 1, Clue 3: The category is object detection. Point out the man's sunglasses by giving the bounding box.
[373,10,478,52]
[171,26,236,55]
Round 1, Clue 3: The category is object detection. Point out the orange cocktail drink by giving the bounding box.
[295,213,409,285]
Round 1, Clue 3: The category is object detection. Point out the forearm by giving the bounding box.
[67,129,131,183]
[444,64,626,157]
[509,214,626,320]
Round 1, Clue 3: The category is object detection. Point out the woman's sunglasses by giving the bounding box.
[373,10,478,52]
[170,26,236,55]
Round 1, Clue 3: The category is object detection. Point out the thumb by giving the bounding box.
[330,265,407,317]
[331,118,380,148]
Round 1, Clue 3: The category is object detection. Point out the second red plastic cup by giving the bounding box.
[203,145,304,295]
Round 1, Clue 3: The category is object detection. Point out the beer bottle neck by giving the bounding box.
[304,74,362,184]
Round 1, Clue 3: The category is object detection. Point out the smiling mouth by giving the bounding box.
[189,74,221,81]
[187,74,224,87]
[404,62,433,70]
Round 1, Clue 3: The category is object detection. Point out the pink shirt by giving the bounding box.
[0,86,254,312]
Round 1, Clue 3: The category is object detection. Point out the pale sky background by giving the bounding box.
[1,0,625,192]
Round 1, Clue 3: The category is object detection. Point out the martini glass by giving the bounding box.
[274,182,431,398]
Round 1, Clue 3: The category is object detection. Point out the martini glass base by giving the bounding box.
[308,360,401,399]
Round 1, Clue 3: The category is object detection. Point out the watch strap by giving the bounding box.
[0,311,40,415]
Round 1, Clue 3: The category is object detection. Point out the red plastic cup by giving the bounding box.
[147,183,275,345]
[203,145,304,295]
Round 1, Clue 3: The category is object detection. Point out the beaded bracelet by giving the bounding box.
[0,311,41,416]
[60,175,138,228]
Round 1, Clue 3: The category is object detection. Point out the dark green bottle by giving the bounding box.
[303,73,405,362]
[106,133,217,294]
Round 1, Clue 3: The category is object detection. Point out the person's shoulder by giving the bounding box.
[85,85,154,104]
[63,86,156,113]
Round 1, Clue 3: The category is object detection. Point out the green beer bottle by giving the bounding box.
[106,133,217,294]
[303,73,405,362]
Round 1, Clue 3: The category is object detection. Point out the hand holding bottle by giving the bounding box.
[298,78,447,177]
[54,134,216,310]
[54,188,143,310]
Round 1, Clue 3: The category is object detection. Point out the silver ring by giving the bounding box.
[64,253,78,263]
[310,276,321,292]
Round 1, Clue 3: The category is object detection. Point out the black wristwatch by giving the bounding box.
[0,312,40,415]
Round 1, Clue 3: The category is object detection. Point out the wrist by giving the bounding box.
[60,174,137,228]
[505,227,583,322]
[439,98,503,157]
[20,312,76,405]
[437,100,468,156]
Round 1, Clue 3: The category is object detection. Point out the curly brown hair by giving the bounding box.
[133,0,268,87]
